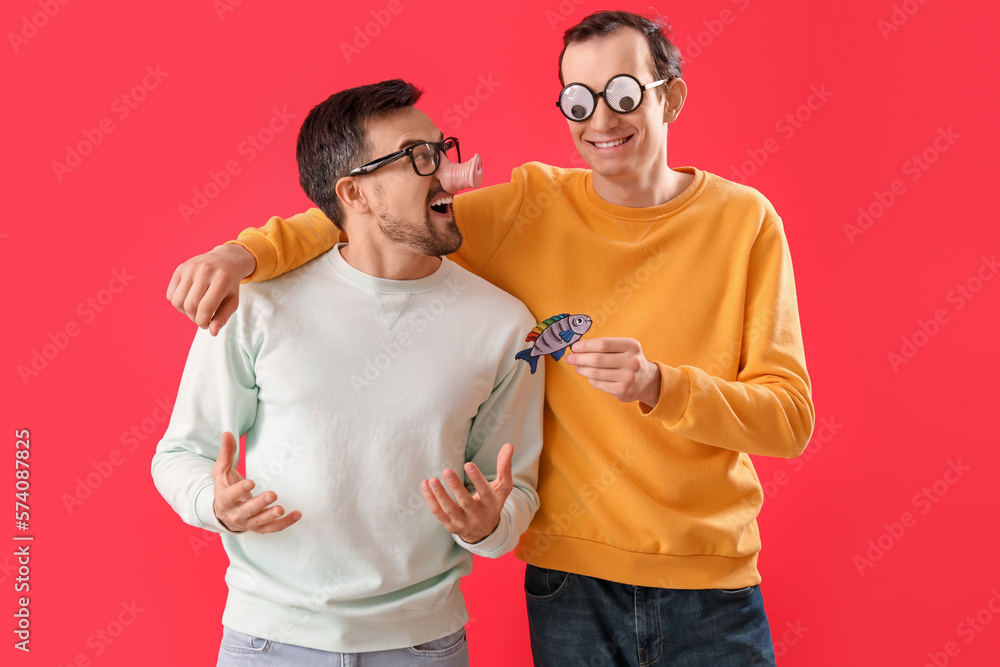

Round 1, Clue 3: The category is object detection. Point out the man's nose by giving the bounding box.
[587,97,619,132]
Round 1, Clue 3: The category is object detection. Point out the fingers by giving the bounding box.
[166,265,183,301]
[208,291,240,337]
[193,271,236,329]
[568,337,632,354]
[213,432,240,481]
[567,352,612,368]
[214,480,302,534]
[254,510,302,534]
[572,365,630,383]
[421,480,449,524]
[464,445,514,501]
[422,478,462,527]
[183,273,214,327]
[232,489,279,523]
[217,478,254,509]
[243,503,284,530]
[168,267,194,315]
[438,473,470,512]
[166,245,252,328]
[464,463,499,505]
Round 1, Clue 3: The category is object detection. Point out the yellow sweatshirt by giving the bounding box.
[234,163,814,589]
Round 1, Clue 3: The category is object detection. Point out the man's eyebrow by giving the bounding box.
[395,131,445,150]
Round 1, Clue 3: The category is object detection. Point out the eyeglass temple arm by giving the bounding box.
[349,152,401,176]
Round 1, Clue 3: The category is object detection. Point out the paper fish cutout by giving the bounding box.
[515,313,593,374]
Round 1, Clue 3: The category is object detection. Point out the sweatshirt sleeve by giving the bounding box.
[452,310,544,558]
[226,170,524,284]
[228,208,341,283]
[150,316,260,533]
[450,172,524,276]
[640,216,815,459]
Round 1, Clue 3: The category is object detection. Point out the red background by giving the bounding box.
[3,0,999,665]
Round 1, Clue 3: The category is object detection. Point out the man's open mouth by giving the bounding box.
[429,193,453,216]
[587,134,634,149]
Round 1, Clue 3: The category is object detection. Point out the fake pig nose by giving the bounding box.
[437,154,483,193]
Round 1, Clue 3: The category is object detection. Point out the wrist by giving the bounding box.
[460,515,501,544]
[213,501,243,534]
[219,242,257,280]
[638,361,662,408]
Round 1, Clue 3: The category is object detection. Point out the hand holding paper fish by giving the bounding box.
[421,443,515,545]
[566,337,662,408]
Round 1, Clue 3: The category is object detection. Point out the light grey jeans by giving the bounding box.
[216,626,469,666]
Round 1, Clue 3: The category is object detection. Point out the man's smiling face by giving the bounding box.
[560,28,671,181]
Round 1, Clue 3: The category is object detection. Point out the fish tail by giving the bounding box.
[515,349,539,374]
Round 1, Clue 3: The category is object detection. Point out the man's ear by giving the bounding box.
[663,78,688,123]
[335,176,371,214]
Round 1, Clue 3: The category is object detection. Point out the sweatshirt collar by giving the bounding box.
[326,243,455,295]
[582,166,706,221]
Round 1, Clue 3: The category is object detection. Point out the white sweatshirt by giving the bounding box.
[151,245,543,652]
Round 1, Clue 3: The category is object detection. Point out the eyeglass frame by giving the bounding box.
[555,74,670,122]
[347,137,461,177]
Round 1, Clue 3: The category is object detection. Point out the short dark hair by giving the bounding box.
[558,11,683,97]
[296,79,424,230]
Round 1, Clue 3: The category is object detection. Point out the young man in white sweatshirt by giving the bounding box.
[151,79,543,666]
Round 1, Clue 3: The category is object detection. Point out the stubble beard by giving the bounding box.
[376,209,463,257]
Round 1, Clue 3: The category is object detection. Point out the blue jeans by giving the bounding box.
[216,626,468,666]
[525,565,776,666]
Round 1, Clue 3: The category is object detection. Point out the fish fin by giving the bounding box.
[550,348,566,362]
[558,329,574,343]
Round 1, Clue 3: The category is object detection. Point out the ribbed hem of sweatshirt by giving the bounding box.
[515,532,761,590]
[193,482,232,533]
[636,362,692,426]
[453,508,511,557]
[222,588,469,653]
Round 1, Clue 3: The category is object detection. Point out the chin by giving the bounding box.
[419,214,463,257]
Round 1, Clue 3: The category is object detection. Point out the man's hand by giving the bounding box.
[421,443,515,544]
[212,432,301,534]
[166,244,256,336]
[566,337,663,408]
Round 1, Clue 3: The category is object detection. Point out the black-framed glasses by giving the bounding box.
[347,137,460,177]
[556,74,668,122]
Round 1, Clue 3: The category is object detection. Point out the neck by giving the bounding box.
[339,234,442,280]
[591,149,690,208]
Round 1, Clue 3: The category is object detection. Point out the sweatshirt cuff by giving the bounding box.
[228,233,277,284]
[194,482,236,534]
[637,362,691,426]
[453,510,510,558]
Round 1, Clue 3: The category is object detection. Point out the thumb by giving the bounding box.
[494,443,515,495]
[213,432,239,481]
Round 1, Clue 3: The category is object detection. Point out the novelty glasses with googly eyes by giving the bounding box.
[556,74,669,122]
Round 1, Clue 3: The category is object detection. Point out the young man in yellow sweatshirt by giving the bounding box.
[167,10,813,666]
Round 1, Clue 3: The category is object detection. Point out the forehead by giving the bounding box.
[366,107,442,152]
[561,28,655,88]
